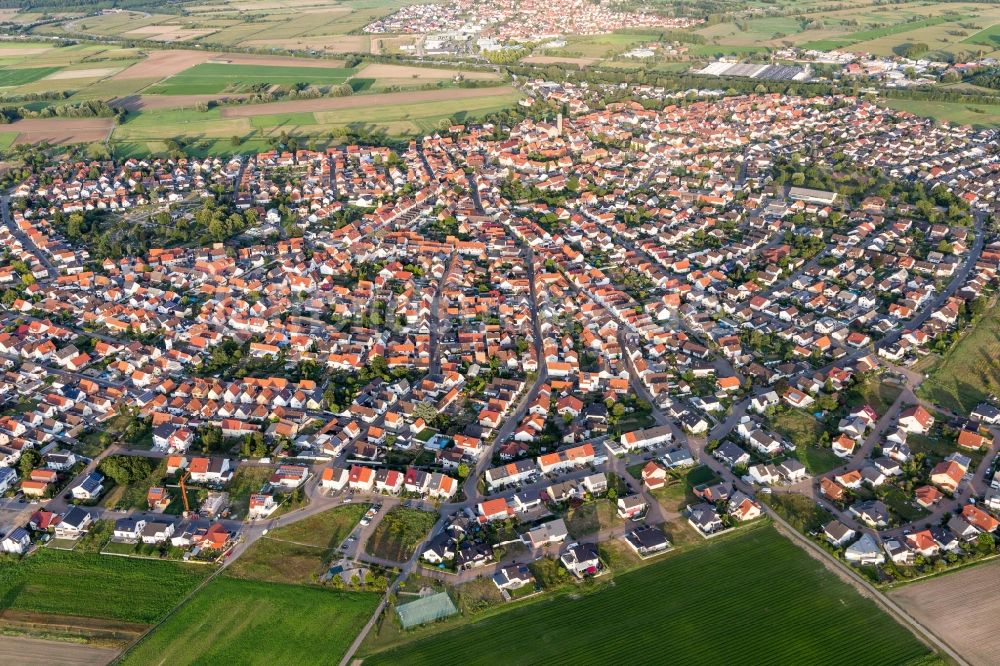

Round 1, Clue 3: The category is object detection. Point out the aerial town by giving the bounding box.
[0,0,999,664]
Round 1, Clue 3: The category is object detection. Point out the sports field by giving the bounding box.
[120,577,380,665]
[0,550,208,624]
[362,526,933,665]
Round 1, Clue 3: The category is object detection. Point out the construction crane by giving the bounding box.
[179,470,193,518]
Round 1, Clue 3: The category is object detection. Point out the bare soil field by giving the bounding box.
[0,636,118,666]
[221,86,518,117]
[111,50,212,80]
[240,35,369,53]
[47,67,118,80]
[521,55,599,67]
[889,558,1000,665]
[143,29,217,43]
[111,93,250,111]
[207,54,346,68]
[0,46,52,56]
[9,118,115,145]
[357,63,499,80]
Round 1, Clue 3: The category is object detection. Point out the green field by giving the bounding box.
[884,98,1000,129]
[769,409,841,474]
[0,131,17,152]
[312,91,521,134]
[250,111,320,128]
[0,66,59,87]
[146,63,356,95]
[0,550,208,623]
[801,13,967,51]
[366,507,438,563]
[363,527,931,665]
[226,504,367,584]
[121,577,380,665]
[918,299,1000,413]
[545,31,662,58]
[964,22,1000,48]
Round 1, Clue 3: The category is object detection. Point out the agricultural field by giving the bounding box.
[225,504,368,584]
[105,86,520,154]
[0,550,208,624]
[29,0,413,54]
[121,577,380,665]
[917,298,1000,413]
[362,526,933,665]
[890,557,1000,665]
[883,97,1000,129]
[145,63,357,95]
[542,30,663,59]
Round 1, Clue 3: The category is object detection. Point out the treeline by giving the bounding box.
[966,68,1000,91]
[0,99,124,124]
[0,0,187,12]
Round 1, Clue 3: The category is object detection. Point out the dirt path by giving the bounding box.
[0,636,118,666]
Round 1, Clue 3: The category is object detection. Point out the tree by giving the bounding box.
[457,463,470,479]
[99,455,153,485]
[18,448,41,477]
[977,532,995,553]
[413,401,438,424]
[199,424,223,453]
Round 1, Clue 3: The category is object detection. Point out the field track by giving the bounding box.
[220,86,519,117]
[0,636,118,666]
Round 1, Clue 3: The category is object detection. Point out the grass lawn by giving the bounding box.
[918,300,1000,413]
[146,63,356,95]
[564,500,623,538]
[226,504,367,584]
[847,379,903,416]
[227,465,274,519]
[101,459,166,511]
[648,465,719,512]
[366,507,437,563]
[882,485,930,524]
[765,492,835,533]
[0,550,208,624]
[362,526,932,665]
[121,577,379,665]
[770,409,841,474]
